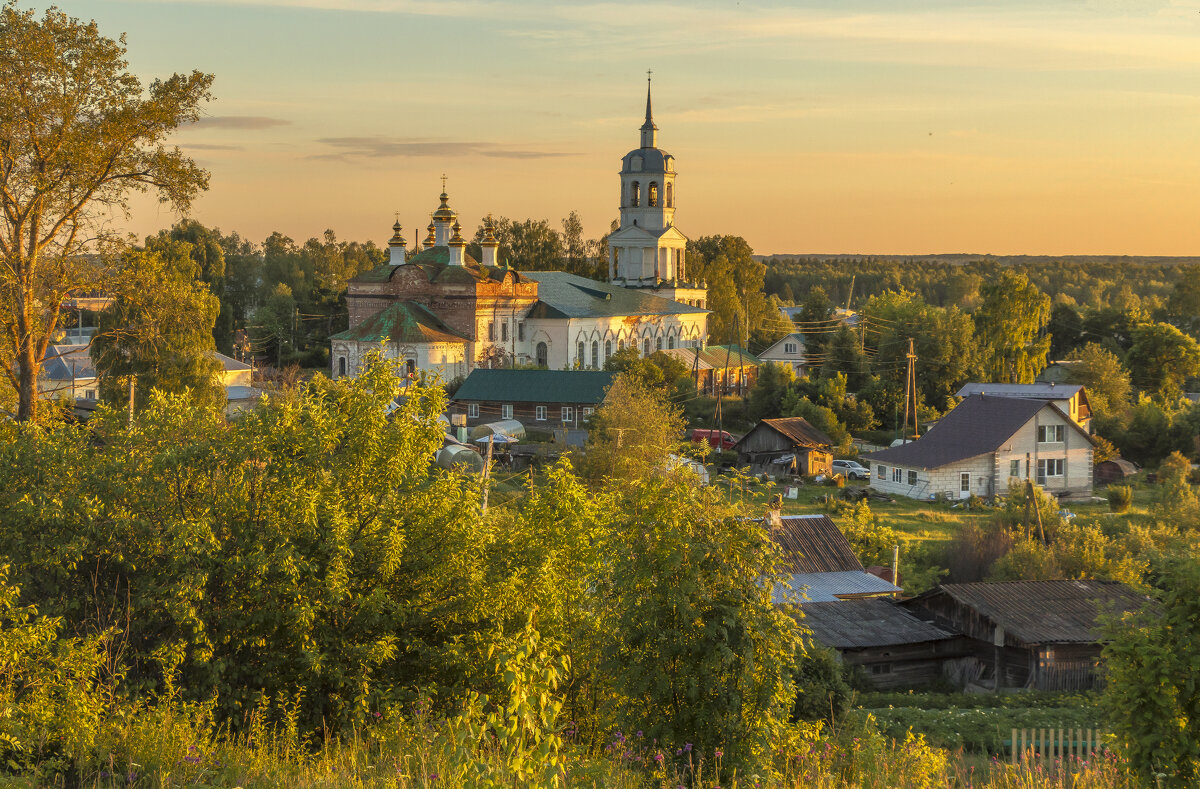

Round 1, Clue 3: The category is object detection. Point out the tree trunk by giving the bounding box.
[16,344,38,422]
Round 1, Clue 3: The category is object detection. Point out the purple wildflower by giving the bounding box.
[655,753,664,763]
[715,750,724,758]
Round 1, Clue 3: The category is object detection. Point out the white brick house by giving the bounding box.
[863,395,1095,500]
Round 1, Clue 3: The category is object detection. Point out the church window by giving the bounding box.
[631,182,640,207]
[488,321,495,342]
[666,182,673,207]
[643,338,651,357]
[406,359,415,377]
[337,357,347,377]
[591,341,599,369]
[536,342,548,367]
[656,336,663,352]
[668,336,675,350]
[518,322,525,342]
[618,339,625,351]
[605,340,612,360]
[577,341,585,365]
[649,181,658,207]
[501,322,508,342]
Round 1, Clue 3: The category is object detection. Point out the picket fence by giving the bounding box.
[1009,727,1106,764]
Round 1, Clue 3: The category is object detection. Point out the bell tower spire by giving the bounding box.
[640,70,658,148]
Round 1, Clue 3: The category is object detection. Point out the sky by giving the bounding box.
[61,0,1200,255]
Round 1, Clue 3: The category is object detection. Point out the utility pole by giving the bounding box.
[127,375,136,425]
[903,337,918,443]
[480,434,494,516]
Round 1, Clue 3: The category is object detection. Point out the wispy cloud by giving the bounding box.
[193,116,291,130]
[314,137,575,161]
[179,142,244,150]
[139,0,518,17]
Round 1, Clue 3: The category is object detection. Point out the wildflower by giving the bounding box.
[374,711,382,718]
[429,773,438,781]
[684,743,692,752]
[676,748,682,756]
[655,753,664,763]
[637,730,644,738]
[126,771,138,783]
[715,750,723,758]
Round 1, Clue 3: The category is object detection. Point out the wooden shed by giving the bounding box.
[800,599,966,689]
[903,580,1153,691]
[733,417,834,477]
[770,515,902,603]
[1094,458,1138,486]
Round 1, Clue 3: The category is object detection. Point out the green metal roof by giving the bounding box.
[522,271,708,319]
[451,369,617,404]
[351,246,504,285]
[703,344,763,366]
[330,301,468,344]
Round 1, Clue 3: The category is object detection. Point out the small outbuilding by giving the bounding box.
[770,514,902,603]
[1093,458,1138,485]
[801,599,965,689]
[734,417,835,477]
[903,580,1153,691]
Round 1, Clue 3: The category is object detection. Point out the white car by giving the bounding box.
[832,459,869,480]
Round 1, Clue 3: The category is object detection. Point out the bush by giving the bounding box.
[1106,484,1133,513]
[791,644,850,723]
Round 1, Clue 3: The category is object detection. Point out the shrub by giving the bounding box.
[791,644,850,723]
[1106,484,1133,513]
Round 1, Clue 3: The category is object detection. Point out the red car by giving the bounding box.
[691,428,737,451]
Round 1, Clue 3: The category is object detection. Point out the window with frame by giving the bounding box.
[1038,424,1065,443]
[488,321,495,342]
[870,663,893,675]
[605,340,612,359]
[591,341,599,369]
[784,342,797,354]
[501,404,513,420]
[583,407,594,417]
[577,341,585,365]
[960,472,971,492]
[562,406,574,423]
[643,338,650,357]
[876,465,886,480]
[908,470,918,486]
[1037,458,1065,479]
[501,322,508,342]
[337,357,347,377]
[467,403,479,418]
[668,336,675,350]
[892,468,902,483]
[535,406,547,421]
[1010,459,1021,478]
[656,337,663,352]
[518,322,526,342]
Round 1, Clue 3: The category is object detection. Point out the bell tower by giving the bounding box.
[607,75,705,309]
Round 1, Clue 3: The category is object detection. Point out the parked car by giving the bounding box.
[691,428,737,451]
[832,459,869,480]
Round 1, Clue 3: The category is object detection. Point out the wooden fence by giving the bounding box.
[1009,728,1106,764]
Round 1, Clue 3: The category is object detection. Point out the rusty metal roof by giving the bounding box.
[801,599,955,648]
[736,417,834,451]
[772,514,863,573]
[915,580,1152,645]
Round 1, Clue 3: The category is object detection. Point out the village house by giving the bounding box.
[902,580,1153,691]
[956,382,1092,432]
[862,394,1094,501]
[756,332,806,376]
[800,599,965,689]
[448,368,616,430]
[734,417,835,477]
[770,514,901,603]
[657,343,761,395]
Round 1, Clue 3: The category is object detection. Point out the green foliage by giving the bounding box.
[89,246,224,410]
[1068,343,1132,423]
[687,235,781,347]
[1154,451,1200,525]
[583,374,686,483]
[836,501,900,568]
[974,271,1052,384]
[1103,557,1200,787]
[861,699,1100,753]
[1127,321,1200,402]
[747,361,796,421]
[779,388,849,445]
[1106,485,1133,513]
[603,473,800,774]
[791,644,850,724]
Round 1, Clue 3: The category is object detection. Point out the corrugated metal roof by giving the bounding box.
[331,301,469,344]
[921,580,1152,645]
[522,271,707,319]
[775,571,902,603]
[863,395,1092,470]
[736,417,834,452]
[657,344,761,370]
[801,599,955,649]
[214,351,250,372]
[42,344,96,380]
[772,514,863,573]
[451,369,616,405]
[956,383,1083,400]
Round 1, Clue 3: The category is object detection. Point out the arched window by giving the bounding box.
[648,181,658,207]
[338,356,347,377]
[656,336,663,352]
[668,336,675,350]
[591,341,599,369]
[618,339,625,351]
[406,359,416,377]
[604,340,612,360]
[666,182,673,207]
[643,338,651,357]
[536,342,548,367]
[630,181,640,207]
[577,341,585,366]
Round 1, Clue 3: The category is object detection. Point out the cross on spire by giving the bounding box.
[440,173,447,192]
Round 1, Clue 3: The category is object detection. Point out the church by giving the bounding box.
[330,81,709,383]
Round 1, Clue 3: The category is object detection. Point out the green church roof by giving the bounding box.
[330,301,468,344]
[522,271,708,319]
[451,369,617,405]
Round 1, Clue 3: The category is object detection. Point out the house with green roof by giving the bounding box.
[450,369,617,429]
[331,84,710,385]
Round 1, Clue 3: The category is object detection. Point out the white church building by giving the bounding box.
[331,81,709,383]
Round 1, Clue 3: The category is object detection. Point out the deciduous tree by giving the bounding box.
[0,4,213,420]
[974,271,1051,383]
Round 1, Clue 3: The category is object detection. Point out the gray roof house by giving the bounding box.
[955,382,1091,431]
[770,514,901,603]
[863,394,1095,501]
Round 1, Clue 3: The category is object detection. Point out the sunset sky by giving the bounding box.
[69,0,1200,256]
